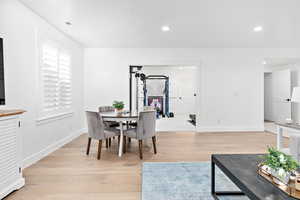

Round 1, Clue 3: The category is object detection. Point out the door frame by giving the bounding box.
[129,59,202,132]
[263,58,295,129]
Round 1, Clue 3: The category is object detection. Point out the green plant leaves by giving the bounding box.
[112,101,125,109]
[262,147,299,172]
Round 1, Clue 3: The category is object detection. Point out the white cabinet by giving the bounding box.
[0,113,24,199]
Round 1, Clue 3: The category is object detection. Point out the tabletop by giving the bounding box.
[212,154,296,200]
[101,111,138,119]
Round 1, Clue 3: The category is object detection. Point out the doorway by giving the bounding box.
[263,58,300,134]
[130,65,199,132]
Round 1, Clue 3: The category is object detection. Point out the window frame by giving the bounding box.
[37,39,73,122]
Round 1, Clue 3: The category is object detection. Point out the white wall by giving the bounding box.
[84,48,300,132]
[0,0,84,167]
[142,66,197,115]
[83,48,271,132]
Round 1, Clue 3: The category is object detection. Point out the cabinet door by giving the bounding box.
[0,117,19,188]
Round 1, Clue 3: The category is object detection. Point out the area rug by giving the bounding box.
[142,162,249,200]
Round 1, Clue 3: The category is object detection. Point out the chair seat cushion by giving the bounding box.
[104,127,120,138]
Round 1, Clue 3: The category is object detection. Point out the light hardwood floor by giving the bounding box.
[6,132,288,200]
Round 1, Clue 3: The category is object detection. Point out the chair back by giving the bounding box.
[143,106,155,111]
[86,111,105,140]
[99,106,115,113]
[136,111,156,140]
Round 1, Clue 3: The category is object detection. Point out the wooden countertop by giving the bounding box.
[0,109,26,117]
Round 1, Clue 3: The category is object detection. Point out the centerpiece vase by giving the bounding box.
[115,108,123,114]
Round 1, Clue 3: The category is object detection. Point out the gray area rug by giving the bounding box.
[142,162,249,200]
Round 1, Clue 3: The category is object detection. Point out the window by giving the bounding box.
[40,43,72,117]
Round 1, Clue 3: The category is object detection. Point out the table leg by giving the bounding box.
[211,159,215,195]
[118,122,123,157]
[211,158,244,200]
[277,126,283,150]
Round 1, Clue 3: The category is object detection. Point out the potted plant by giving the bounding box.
[262,147,299,185]
[112,101,125,114]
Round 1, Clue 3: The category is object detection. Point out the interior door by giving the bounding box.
[272,69,291,122]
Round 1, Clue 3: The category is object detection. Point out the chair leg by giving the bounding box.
[97,140,102,160]
[106,139,109,149]
[123,136,126,153]
[127,137,131,148]
[138,140,143,159]
[152,136,157,154]
[109,138,112,147]
[86,137,91,155]
[118,135,120,146]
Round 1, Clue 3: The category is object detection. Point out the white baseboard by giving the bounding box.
[196,126,264,133]
[0,178,25,200]
[22,128,86,169]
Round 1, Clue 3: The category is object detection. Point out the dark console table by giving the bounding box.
[211,154,297,200]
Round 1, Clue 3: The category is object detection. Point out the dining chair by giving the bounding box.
[143,105,155,111]
[123,110,157,159]
[86,111,120,160]
[99,106,119,128]
[99,106,120,146]
[129,106,155,128]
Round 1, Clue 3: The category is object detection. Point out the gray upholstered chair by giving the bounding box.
[143,106,155,111]
[128,106,155,128]
[124,110,157,159]
[86,111,120,159]
[99,106,120,146]
[99,106,119,128]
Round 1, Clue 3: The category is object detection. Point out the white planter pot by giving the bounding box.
[270,169,290,185]
[115,109,123,114]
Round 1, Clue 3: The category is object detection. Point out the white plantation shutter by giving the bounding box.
[40,43,72,116]
[59,53,72,109]
[42,44,59,112]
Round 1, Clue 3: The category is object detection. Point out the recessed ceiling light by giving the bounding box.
[161,26,170,32]
[262,61,267,65]
[65,21,72,26]
[253,26,263,32]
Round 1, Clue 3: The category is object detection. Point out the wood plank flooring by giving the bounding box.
[5,132,288,200]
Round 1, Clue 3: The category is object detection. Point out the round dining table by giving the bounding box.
[101,111,138,157]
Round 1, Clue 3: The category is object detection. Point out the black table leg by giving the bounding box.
[211,159,215,193]
[211,159,245,200]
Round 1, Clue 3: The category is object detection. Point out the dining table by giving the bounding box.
[101,111,138,157]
